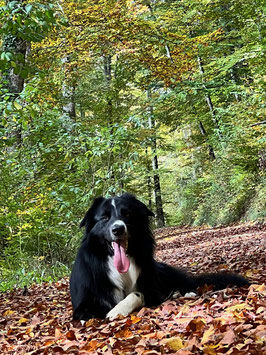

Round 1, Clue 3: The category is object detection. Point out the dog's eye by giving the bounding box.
[101,215,109,221]
[121,209,131,218]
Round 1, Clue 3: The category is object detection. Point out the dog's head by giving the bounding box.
[80,193,154,272]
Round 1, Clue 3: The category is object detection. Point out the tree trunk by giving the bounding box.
[147,90,165,228]
[230,68,240,102]
[2,37,26,97]
[103,54,116,194]
[197,56,222,139]
[104,55,113,119]
[188,26,222,141]
[2,0,28,146]
[198,120,216,160]
[61,55,76,120]
[145,148,153,211]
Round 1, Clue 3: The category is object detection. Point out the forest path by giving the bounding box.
[0,223,265,354]
[155,223,266,284]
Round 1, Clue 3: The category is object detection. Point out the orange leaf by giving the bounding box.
[82,339,102,352]
[66,330,76,341]
[115,328,133,339]
[130,315,142,324]
[44,339,55,347]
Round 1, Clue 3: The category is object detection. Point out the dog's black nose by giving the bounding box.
[112,224,125,236]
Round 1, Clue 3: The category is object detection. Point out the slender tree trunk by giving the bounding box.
[188,94,216,160]
[61,55,76,120]
[219,3,243,103]
[103,54,116,194]
[165,44,173,63]
[145,148,153,211]
[188,26,223,140]
[230,68,240,102]
[104,55,113,119]
[197,56,222,139]
[2,0,28,146]
[147,90,165,228]
[2,0,26,96]
[62,83,76,120]
[2,39,26,97]
[198,120,216,160]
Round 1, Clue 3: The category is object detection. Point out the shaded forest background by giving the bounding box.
[0,0,265,291]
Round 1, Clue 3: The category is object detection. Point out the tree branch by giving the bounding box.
[250,121,266,127]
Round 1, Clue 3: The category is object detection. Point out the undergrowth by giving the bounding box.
[0,256,70,292]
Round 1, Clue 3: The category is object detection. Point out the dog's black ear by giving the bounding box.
[80,197,106,229]
[121,193,155,217]
[139,201,155,217]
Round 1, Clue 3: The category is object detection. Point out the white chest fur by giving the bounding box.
[107,256,141,304]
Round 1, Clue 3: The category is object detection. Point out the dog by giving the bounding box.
[70,193,249,320]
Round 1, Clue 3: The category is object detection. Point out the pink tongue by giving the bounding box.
[113,241,130,273]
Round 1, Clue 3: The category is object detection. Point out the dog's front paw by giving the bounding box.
[107,292,144,320]
[106,308,123,321]
[184,292,197,297]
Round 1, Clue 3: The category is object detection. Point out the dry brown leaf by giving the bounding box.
[54,327,62,338]
[186,317,206,332]
[201,325,215,344]
[220,329,236,345]
[0,225,265,355]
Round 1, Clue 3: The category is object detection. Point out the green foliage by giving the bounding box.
[0,1,56,42]
[0,253,69,292]
[245,175,266,222]
[0,0,265,290]
[0,1,57,76]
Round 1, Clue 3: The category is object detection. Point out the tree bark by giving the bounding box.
[104,55,113,119]
[2,0,28,146]
[198,120,216,160]
[61,55,76,120]
[145,148,153,211]
[2,36,26,97]
[103,54,116,194]
[147,90,165,228]
[197,56,222,139]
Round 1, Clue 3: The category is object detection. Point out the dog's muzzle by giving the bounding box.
[110,220,129,273]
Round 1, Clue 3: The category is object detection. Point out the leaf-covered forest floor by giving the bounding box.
[0,223,265,354]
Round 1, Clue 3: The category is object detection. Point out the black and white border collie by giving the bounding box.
[70,193,248,321]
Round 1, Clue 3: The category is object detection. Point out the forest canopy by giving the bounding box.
[0,0,265,290]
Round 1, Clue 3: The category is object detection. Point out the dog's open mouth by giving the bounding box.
[111,239,129,273]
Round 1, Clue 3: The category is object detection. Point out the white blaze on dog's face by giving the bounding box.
[111,198,118,215]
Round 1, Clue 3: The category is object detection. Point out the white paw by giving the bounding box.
[171,291,182,299]
[107,292,144,320]
[184,292,197,297]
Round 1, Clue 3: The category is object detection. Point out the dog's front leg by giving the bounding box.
[106,292,144,320]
